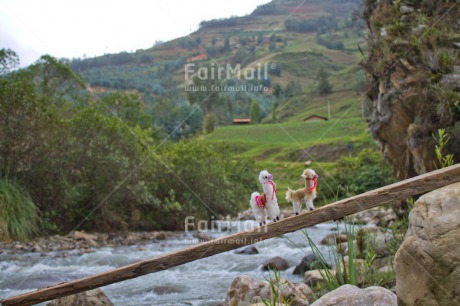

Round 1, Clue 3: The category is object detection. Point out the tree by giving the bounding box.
[0,48,19,75]
[271,102,277,123]
[250,100,261,123]
[317,68,332,95]
[273,83,283,98]
[187,64,221,114]
[223,37,231,52]
[204,113,218,134]
[28,55,87,105]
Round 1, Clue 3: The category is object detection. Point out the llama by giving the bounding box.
[249,170,280,226]
[286,169,318,215]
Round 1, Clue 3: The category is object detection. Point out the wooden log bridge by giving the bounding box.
[2,164,460,306]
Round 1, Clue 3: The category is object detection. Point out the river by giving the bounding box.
[0,221,342,305]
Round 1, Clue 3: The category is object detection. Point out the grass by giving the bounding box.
[208,118,367,147]
[0,178,40,241]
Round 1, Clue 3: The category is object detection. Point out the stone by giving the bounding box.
[224,275,312,306]
[47,288,113,306]
[263,256,289,271]
[320,233,347,245]
[400,5,414,14]
[153,232,166,240]
[235,246,259,255]
[310,284,396,306]
[346,207,396,226]
[395,183,460,306]
[194,231,214,242]
[152,285,184,295]
[274,280,312,306]
[73,231,98,242]
[224,275,271,306]
[304,270,332,288]
[293,253,331,275]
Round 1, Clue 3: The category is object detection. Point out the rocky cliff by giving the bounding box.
[362,0,459,180]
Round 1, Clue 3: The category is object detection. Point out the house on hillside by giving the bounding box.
[186,53,208,62]
[232,118,251,125]
[303,115,328,122]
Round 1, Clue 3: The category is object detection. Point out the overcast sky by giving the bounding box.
[0,0,270,67]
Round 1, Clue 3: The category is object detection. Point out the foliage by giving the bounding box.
[0,179,40,241]
[317,68,332,95]
[325,149,395,199]
[0,48,19,75]
[304,222,357,292]
[187,65,222,114]
[262,269,294,306]
[151,141,258,227]
[204,113,218,134]
[433,129,454,169]
[199,17,238,29]
[250,100,261,123]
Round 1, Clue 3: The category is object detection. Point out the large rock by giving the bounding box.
[235,246,259,255]
[320,233,347,245]
[304,270,332,288]
[224,275,271,306]
[362,0,459,183]
[224,275,312,306]
[47,289,113,306]
[263,256,289,271]
[395,182,460,306]
[293,254,331,275]
[310,284,396,306]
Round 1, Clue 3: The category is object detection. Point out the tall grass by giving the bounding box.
[303,222,357,291]
[0,178,40,241]
[262,268,294,306]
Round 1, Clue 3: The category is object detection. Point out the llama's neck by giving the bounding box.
[304,178,316,191]
[262,181,276,199]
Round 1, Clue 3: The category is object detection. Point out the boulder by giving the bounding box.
[263,256,289,271]
[224,275,312,306]
[73,231,98,242]
[293,254,331,275]
[235,246,259,255]
[395,183,460,306]
[153,232,166,240]
[320,233,347,245]
[310,284,396,306]
[224,275,271,306]
[47,289,113,306]
[273,280,313,306]
[304,270,332,288]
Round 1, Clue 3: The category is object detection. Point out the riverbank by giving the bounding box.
[0,230,183,256]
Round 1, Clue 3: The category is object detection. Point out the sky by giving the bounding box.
[0,0,271,67]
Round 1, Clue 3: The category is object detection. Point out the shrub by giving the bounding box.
[0,179,40,241]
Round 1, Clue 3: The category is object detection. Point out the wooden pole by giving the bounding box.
[2,164,459,306]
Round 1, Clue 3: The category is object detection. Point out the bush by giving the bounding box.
[0,179,40,241]
[319,149,395,200]
[149,141,257,229]
[204,113,218,134]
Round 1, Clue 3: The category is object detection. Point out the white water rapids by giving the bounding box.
[0,221,342,305]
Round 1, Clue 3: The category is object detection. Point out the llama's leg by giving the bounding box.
[306,199,315,211]
[293,201,301,215]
